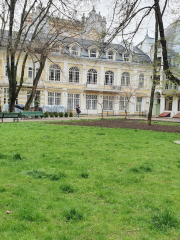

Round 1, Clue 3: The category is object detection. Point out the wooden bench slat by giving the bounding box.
[0,112,19,122]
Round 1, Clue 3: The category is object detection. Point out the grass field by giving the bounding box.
[0,121,180,240]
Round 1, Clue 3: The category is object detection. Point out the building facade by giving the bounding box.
[138,23,180,118]
[0,7,153,116]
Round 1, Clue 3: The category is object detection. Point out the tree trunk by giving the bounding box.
[24,55,46,111]
[9,84,16,112]
[125,108,127,120]
[101,107,104,119]
[155,0,180,85]
[148,12,158,125]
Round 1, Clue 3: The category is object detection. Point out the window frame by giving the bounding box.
[51,42,60,54]
[86,95,97,110]
[138,73,145,88]
[4,88,9,104]
[71,45,79,56]
[49,64,61,81]
[69,67,80,83]
[165,96,173,111]
[87,69,98,84]
[90,49,97,58]
[68,94,80,110]
[121,72,130,86]
[104,71,114,86]
[124,53,130,62]
[48,92,61,105]
[103,96,114,110]
[119,97,129,111]
[107,50,114,60]
[136,97,142,112]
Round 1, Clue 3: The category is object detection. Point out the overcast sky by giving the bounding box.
[91,0,180,45]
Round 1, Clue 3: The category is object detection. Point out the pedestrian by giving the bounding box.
[76,104,81,118]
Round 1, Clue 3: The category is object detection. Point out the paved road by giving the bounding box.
[1,116,180,123]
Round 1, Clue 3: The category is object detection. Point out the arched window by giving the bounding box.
[87,69,97,84]
[107,50,114,60]
[90,49,97,58]
[49,64,61,81]
[138,74,144,88]
[69,67,79,83]
[121,72,130,86]
[105,71,114,85]
[71,45,79,56]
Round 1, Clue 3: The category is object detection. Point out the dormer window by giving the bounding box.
[90,49,97,58]
[107,50,114,60]
[71,45,79,56]
[51,42,60,54]
[124,53,130,62]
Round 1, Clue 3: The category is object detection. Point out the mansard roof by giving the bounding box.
[0,29,151,63]
[59,36,151,63]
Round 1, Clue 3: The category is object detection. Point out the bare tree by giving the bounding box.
[0,0,87,112]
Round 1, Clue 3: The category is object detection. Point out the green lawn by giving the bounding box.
[0,121,180,240]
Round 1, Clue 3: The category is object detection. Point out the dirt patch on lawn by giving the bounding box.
[47,119,180,133]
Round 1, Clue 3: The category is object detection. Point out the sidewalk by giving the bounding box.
[1,115,180,123]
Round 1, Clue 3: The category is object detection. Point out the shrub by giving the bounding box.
[69,112,73,117]
[48,172,66,181]
[64,112,68,117]
[13,153,22,160]
[60,184,74,193]
[59,112,64,117]
[64,208,83,221]
[44,111,49,117]
[50,112,54,117]
[151,210,179,231]
[81,172,89,178]
[27,170,47,179]
[19,111,22,118]
[54,112,58,117]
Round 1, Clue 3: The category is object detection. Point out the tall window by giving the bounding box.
[107,50,114,60]
[5,66,8,76]
[68,94,80,110]
[4,88,9,104]
[138,74,144,88]
[71,45,79,56]
[69,67,79,83]
[105,71,114,85]
[103,96,114,110]
[165,96,173,111]
[28,67,33,78]
[87,69,97,84]
[27,90,34,107]
[124,53,130,62]
[119,97,129,111]
[86,95,97,110]
[90,49,97,58]
[178,97,180,111]
[121,72,130,86]
[49,64,61,81]
[48,92,61,105]
[28,67,39,79]
[136,97,142,112]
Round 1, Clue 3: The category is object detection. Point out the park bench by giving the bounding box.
[21,111,45,119]
[0,112,19,122]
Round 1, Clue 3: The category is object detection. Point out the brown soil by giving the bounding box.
[48,119,180,133]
